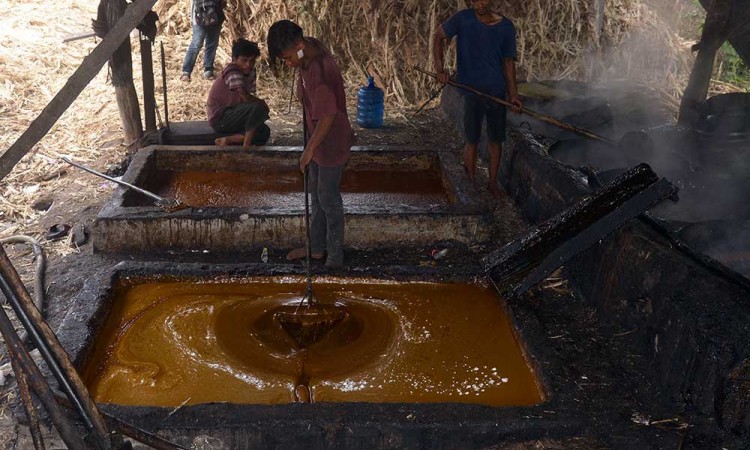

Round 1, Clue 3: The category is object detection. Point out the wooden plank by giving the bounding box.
[507,178,677,297]
[105,0,144,145]
[482,163,661,288]
[0,0,156,182]
[639,213,750,295]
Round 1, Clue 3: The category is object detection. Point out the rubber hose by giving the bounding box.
[0,235,47,343]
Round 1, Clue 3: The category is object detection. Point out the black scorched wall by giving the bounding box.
[441,86,750,441]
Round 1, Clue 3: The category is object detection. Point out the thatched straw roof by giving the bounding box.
[155,0,647,105]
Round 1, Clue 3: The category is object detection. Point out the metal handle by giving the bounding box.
[302,105,315,304]
[61,156,166,202]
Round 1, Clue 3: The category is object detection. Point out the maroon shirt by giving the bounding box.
[296,38,353,167]
[206,63,257,127]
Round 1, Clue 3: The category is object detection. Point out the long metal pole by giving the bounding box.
[160,41,170,131]
[414,67,617,146]
[61,157,166,203]
[302,105,315,304]
[0,300,86,448]
[0,246,111,448]
[413,82,447,116]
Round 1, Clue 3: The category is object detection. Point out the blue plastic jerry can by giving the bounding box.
[356,76,384,128]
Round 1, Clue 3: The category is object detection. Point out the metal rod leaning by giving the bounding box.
[61,157,162,203]
[0,246,112,449]
[160,41,170,132]
[0,287,87,449]
[61,157,188,212]
[413,82,447,116]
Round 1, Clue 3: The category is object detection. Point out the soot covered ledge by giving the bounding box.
[54,261,587,449]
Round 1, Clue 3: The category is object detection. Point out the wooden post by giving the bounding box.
[0,0,156,182]
[141,35,157,132]
[103,0,144,145]
[678,0,733,127]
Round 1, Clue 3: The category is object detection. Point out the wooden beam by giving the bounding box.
[104,0,143,145]
[509,178,677,298]
[0,0,156,182]
[482,164,673,293]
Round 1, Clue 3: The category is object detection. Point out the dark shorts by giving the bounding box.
[214,101,271,145]
[463,94,507,144]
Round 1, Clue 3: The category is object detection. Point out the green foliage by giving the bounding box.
[687,0,749,92]
[716,42,750,92]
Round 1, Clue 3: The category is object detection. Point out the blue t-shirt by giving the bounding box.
[441,9,517,97]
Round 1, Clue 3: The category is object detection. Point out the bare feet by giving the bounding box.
[286,247,324,261]
[464,164,475,182]
[215,134,245,147]
[488,183,503,199]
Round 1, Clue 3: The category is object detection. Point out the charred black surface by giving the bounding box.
[440,87,750,447]
[509,180,677,297]
[482,164,674,294]
[496,127,750,449]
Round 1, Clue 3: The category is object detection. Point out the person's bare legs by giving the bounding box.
[463,142,478,181]
[215,134,244,146]
[488,141,502,199]
[242,128,258,151]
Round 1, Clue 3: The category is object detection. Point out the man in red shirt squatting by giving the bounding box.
[207,39,271,150]
[267,20,353,268]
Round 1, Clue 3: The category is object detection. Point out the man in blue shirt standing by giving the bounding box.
[432,0,522,198]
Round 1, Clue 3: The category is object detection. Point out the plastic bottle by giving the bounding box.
[356,76,384,128]
[431,248,448,260]
[261,247,268,263]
